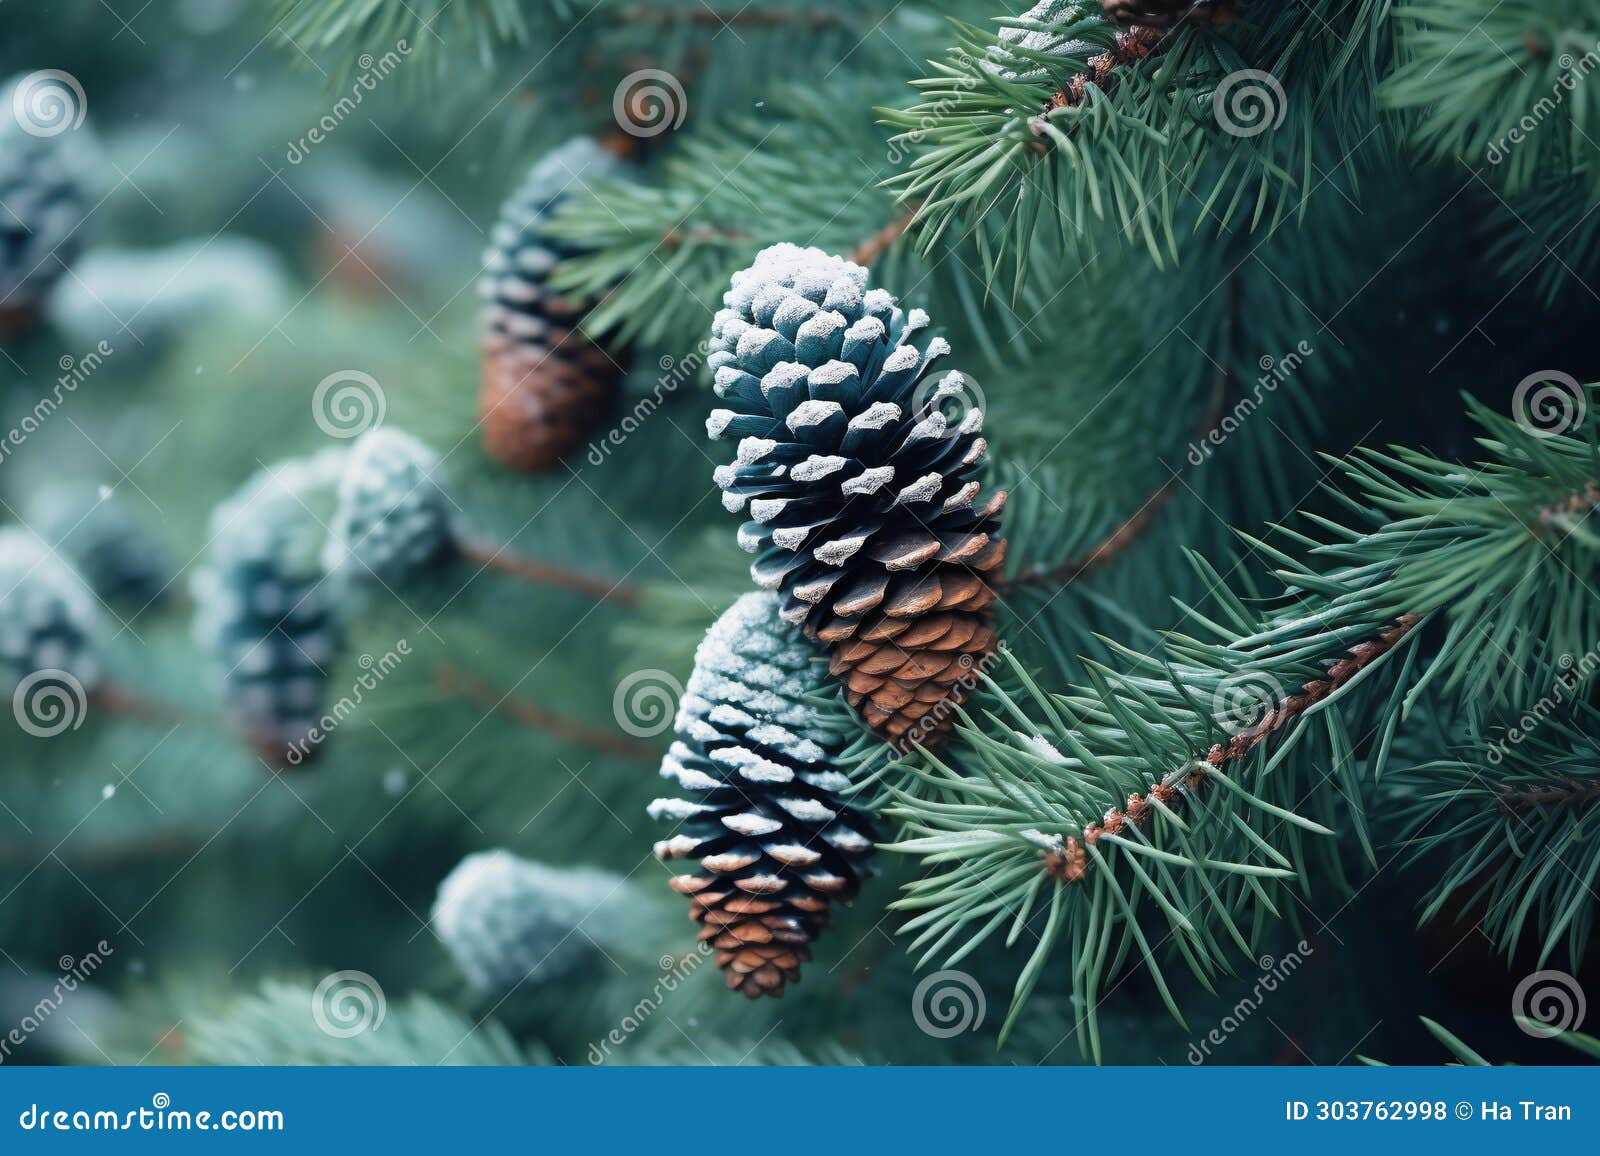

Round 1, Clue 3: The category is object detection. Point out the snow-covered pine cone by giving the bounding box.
[432,850,646,992]
[324,428,454,586]
[31,487,174,609]
[0,527,100,702]
[0,112,88,328]
[478,137,626,471]
[650,592,875,998]
[706,244,1006,749]
[193,453,345,766]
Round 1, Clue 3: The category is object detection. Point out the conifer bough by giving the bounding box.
[706,244,1007,749]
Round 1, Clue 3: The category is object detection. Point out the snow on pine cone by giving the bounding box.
[0,527,101,700]
[324,428,455,586]
[0,111,88,327]
[706,244,1006,750]
[650,592,875,999]
[432,850,645,993]
[192,453,345,766]
[478,137,626,472]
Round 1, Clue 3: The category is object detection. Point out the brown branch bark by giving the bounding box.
[1497,779,1600,813]
[457,539,640,606]
[849,204,920,267]
[1046,614,1423,882]
[434,665,659,765]
[1008,274,1240,594]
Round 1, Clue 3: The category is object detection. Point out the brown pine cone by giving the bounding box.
[477,138,626,472]
[649,593,874,998]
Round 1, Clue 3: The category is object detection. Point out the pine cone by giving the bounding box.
[324,428,455,586]
[706,245,1006,749]
[432,850,650,992]
[0,112,87,328]
[479,138,627,471]
[193,454,346,766]
[31,487,174,610]
[650,592,875,998]
[0,527,101,701]
[1101,0,1235,28]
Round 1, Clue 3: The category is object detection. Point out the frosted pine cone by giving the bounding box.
[324,428,454,586]
[650,592,875,998]
[0,527,101,701]
[478,138,626,471]
[706,244,1006,749]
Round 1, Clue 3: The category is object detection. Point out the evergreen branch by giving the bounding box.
[457,539,641,606]
[434,665,659,764]
[886,385,1600,1051]
[1391,702,1600,967]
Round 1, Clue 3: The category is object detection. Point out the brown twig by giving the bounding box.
[457,539,640,606]
[1007,274,1240,594]
[1046,614,1424,881]
[434,665,659,765]
[1497,779,1600,813]
[849,204,920,267]
[0,829,198,867]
